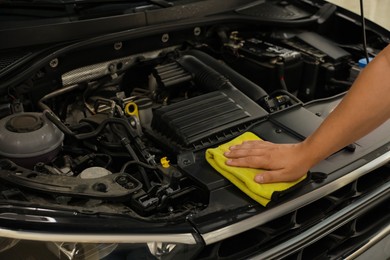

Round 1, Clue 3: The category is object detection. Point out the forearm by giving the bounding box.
[302,45,390,167]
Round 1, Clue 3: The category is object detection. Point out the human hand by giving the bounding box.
[224,140,313,184]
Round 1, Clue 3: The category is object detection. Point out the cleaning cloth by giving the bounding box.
[205,132,307,206]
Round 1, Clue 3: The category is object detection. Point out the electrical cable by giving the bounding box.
[359,0,370,64]
[276,62,288,91]
[110,123,152,190]
[120,160,158,173]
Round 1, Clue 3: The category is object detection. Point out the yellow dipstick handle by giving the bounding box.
[125,102,139,118]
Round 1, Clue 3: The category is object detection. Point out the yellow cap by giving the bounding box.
[160,157,170,168]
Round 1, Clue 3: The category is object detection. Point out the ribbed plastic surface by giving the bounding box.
[152,90,265,146]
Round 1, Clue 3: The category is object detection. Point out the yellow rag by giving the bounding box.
[205,132,307,206]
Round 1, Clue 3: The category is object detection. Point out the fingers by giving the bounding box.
[224,142,276,168]
[226,155,271,169]
[229,140,272,150]
[224,141,275,158]
[224,142,276,169]
[220,140,309,184]
[224,149,268,158]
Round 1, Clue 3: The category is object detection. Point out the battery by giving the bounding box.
[225,38,303,93]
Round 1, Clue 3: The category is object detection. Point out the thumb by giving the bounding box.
[254,170,290,184]
[254,170,307,184]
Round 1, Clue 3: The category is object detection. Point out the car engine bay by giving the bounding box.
[0,0,389,225]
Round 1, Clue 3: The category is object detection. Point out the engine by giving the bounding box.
[0,25,380,219]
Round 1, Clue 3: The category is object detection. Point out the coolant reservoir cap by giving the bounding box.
[6,113,44,133]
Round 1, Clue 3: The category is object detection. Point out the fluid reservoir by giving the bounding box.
[0,112,64,168]
[349,57,373,81]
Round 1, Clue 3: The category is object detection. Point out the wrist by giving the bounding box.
[297,139,324,170]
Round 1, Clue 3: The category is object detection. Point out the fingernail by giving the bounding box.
[255,175,264,183]
[226,159,232,164]
[224,151,230,156]
[229,145,235,150]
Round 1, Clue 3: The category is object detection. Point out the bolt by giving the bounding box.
[114,42,122,50]
[108,63,116,73]
[117,176,127,184]
[161,33,169,43]
[35,162,45,172]
[49,58,59,68]
[194,27,201,36]
[275,129,282,134]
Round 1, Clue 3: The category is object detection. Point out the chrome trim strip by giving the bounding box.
[0,228,197,244]
[345,225,390,260]
[251,181,390,259]
[201,150,390,245]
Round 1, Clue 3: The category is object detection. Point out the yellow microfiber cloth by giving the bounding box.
[205,132,307,206]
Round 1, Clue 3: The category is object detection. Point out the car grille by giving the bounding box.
[196,164,390,259]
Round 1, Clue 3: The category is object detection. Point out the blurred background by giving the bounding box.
[327,0,390,30]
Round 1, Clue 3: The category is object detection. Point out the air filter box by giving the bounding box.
[151,87,267,150]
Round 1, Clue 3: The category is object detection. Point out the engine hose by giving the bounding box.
[121,137,152,190]
[44,110,136,140]
[183,50,268,102]
[177,55,229,91]
[44,110,154,189]
[44,110,77,136]
[38,84,81,112]
[45,111,154,164]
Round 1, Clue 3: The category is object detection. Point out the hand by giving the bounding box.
[224,140,313,184]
